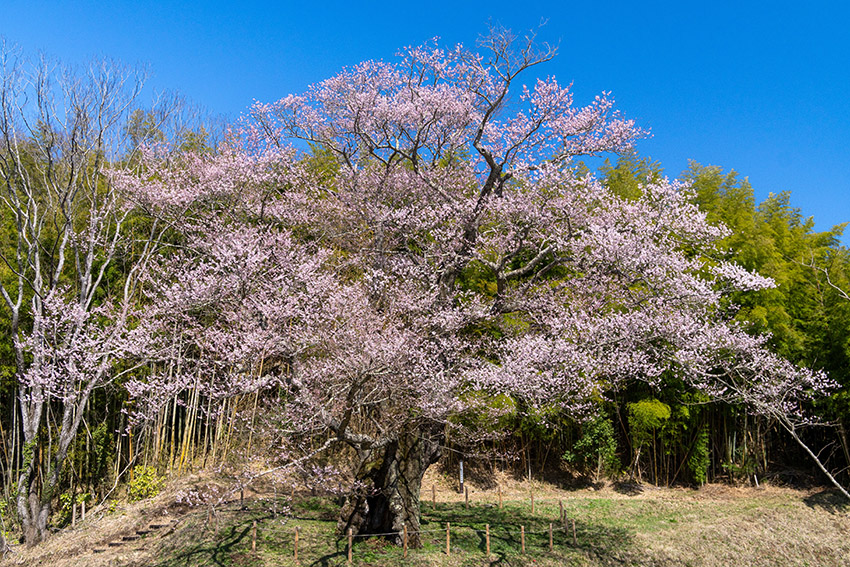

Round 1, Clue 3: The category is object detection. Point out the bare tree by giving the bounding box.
[0,41,156,544]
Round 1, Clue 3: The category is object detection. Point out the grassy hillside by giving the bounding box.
[6,472,849,567]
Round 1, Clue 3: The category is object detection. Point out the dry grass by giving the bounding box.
[4,469,849,567]
[423,470,850,566]
[0,472,237,567]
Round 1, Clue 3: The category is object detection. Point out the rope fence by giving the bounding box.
[277,522,578,564]
[239,485,586,564]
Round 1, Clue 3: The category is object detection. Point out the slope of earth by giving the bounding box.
[4,471,849,566]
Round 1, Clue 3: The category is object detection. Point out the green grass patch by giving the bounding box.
[144,489,850,567]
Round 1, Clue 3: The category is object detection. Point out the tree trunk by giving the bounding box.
[17,385,94,545]
[16,440,53,546]
[17,393,47,545]
[19,484,51,545]
[338,423,442,547]
[780,418,850,501]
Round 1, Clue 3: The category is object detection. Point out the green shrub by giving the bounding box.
[128,466,165,501]
[627,399,671,447]
[54,492,91,527]
[564,415,620,479]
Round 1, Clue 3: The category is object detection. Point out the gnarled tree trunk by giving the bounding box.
[338,422,442,547]
[18,486,51,546]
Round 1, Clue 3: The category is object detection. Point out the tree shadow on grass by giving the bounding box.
[147,497,650,567]
[150,515,258,567]
[803,488,850,514]
[294,499,637,567]
[149,500,349,567]
[415,500,636,565]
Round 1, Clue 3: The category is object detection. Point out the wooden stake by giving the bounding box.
[446,522,451,555]
[403,523,408,558]
[464,486,468,509]
[294,526,299,561]
[485,523,490,556]
[521,525,525,554]
[559,499,563,522]
[347,528,353,564]
[572,518,577,546]
[432,484,436,506]
[252,520,257,553]
[498,485,502,509]
[82,500,86,522]
[549,523,553,552]
[72,501,76,527]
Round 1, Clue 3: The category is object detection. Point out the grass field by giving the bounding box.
[6,473,850,567]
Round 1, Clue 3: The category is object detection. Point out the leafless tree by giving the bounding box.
[0,41,160,544]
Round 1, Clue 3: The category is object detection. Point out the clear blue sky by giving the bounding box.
[4,1,849,237]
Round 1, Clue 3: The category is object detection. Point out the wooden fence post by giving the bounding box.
[549,523,553,552]
[521,525,525,554]
[72,502,76,527]
[464,486,468,509]
[559,499,563,522]
[572,518,577,546]
[82,500,86,522]
[347,528,353,565]
[403,523,408,558]
[432,484,436,506]
[446,522,451,555]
